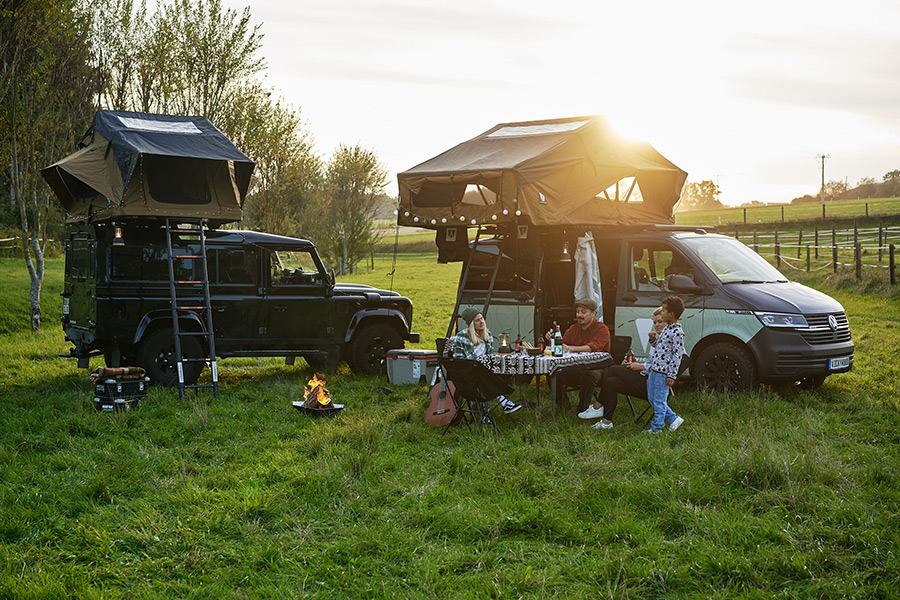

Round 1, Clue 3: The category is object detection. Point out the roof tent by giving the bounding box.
[397,115,687,229]
[42,110,254,226]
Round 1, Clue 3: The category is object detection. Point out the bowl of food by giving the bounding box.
[525,347,542,356]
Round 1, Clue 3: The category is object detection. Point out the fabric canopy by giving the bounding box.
[42,110,254,225]
[397,115,687,228]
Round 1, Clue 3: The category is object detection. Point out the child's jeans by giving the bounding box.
[647,370,677,432]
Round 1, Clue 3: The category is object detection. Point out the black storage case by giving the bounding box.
[93,376,149,412]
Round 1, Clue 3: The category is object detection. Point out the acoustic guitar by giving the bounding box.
[425,372,460,427]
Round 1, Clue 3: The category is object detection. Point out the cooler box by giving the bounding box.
[386,349,439,385]
[93,376,150,412]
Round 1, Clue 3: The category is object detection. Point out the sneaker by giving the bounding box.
[591,420,613,430]
[669,416,684,431]
[480,416,494,425]
[502,401,522,414]
[577,405,605,420]
[643,428,662,434]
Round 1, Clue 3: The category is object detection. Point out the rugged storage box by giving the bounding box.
[93,376,149,412]
[386,349,439,385]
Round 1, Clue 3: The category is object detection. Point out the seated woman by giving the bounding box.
[452,307,522,414]
[578,307,667,429]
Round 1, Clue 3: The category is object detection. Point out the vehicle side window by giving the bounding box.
[212,249,257,285]
[629,244,694,293]
[271,249,323,286]
[66,237,94,280]
[109,246,194,282]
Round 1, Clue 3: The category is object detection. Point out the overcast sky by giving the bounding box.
[219,0,900,206]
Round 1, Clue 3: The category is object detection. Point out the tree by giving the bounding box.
[677,180,723,211]
[1,0,95,330]
[230,86,322,238]
[322,145,387,275]
[823,179,848,202]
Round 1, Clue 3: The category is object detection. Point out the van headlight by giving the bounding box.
[754,312,808,328]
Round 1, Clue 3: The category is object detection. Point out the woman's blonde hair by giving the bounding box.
[652,306,663,317]
[466,317,491,346]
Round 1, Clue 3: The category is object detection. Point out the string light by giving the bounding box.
[515,210,521,216]
[413,216,419,222]
[502,209,509,215]
[441,217,447,224]
[491,214,497,220]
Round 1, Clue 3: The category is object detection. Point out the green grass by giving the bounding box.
[1,256,899,598]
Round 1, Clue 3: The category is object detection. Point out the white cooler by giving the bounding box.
[385,349,439,385]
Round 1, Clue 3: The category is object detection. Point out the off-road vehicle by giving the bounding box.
[61,221,419,384]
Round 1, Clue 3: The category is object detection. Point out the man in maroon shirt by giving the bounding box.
[548,298,611,413]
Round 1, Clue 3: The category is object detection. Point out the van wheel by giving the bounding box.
[348,324,402,376]
[695,342,758,393]
[138,328,204,386]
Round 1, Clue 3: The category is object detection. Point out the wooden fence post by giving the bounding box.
[806,245,810,272]
[814,225,819,259]
[866,203,869,217]
[781,206,784,223]
[776,242,781,269]
[855,244,862,280]
[797,228,803,258]
[753,228,758,253]
[822,203,826,220]
[833,244,838,274]
[891,244,896,285]
[743,208,747,224]
[879,220,883,263]
[854,220,858,248]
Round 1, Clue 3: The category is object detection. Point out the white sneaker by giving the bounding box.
[577,405,604,420]
[669,416,684,431]
[591,420,613,430]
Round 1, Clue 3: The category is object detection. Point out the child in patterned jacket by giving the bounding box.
[644,295,686,433]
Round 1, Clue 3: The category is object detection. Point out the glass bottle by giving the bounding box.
[553,324,563,356]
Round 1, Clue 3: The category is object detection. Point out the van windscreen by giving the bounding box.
[682,236,788,284]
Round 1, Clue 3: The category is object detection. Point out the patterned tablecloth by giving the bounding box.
[478,351,612,377]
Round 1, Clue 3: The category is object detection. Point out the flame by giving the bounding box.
[305,373,331,406]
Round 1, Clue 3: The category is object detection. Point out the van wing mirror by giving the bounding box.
[668,274,703,294]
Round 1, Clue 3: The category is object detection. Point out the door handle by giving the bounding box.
[274,306,286,312]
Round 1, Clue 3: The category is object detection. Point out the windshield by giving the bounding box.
[681,236,788,284]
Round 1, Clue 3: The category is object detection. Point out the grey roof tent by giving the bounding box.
[397,115,687,228]
[42,110,254,226]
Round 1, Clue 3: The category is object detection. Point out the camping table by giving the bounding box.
[479,351,613,420]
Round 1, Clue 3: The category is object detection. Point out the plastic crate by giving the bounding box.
[385,349,439,385]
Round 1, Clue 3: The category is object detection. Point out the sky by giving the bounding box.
[218,0,900,206]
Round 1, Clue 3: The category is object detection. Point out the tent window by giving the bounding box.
[486,120,589,138]
[461,184,497,206]
[144,155,212,205]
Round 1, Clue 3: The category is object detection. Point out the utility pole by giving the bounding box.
[817,154,830,204]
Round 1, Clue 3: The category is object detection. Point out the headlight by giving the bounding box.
[754,312,808,328]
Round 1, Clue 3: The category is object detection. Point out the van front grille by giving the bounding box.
[799,313,852,345]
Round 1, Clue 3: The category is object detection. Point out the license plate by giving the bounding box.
[62,298,70,315]
[829,356,851,370]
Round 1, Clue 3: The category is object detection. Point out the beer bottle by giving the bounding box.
[553,324,563,356]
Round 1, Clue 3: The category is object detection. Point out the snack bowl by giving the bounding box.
[526,347,542,356]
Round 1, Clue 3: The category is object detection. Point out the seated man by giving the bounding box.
[547,298,611,413]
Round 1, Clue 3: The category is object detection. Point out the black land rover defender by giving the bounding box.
[61,221,419,384]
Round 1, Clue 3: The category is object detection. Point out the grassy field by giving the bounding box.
[675,197,900,227]
[1,255,899,598]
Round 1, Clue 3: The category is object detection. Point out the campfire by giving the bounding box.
[293,374,344,415]
[303,374,332,408]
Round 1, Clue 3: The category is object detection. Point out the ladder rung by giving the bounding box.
[176,306,206,310]
[180,357,208,362]
[171,227,202,233]
[171,254,205,259]
[177,331,209,337]
[175,280,203,284]
[185,384,217,389]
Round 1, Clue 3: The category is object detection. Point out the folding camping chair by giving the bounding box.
[435,338,514,434]
[627,354,691,426]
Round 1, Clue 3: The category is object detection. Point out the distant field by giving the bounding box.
[676,197,900,227]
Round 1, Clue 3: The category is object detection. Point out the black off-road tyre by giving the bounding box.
[348,323,402,376]
[138,328,204,386]
[695,341,759,393]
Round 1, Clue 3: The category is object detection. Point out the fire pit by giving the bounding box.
[292,373,344,416]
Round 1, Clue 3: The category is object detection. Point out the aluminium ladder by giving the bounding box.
[445,224,506,338]
[165,218,219,399]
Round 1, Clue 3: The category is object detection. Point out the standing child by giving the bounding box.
[645,295,686,433]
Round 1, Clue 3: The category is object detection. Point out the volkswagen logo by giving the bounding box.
[828,314,838,331]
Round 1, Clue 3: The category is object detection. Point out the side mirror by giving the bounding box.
[667,274,703,294]
[330,268,336,286]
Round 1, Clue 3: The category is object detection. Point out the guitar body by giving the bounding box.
[425,379,460,427]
